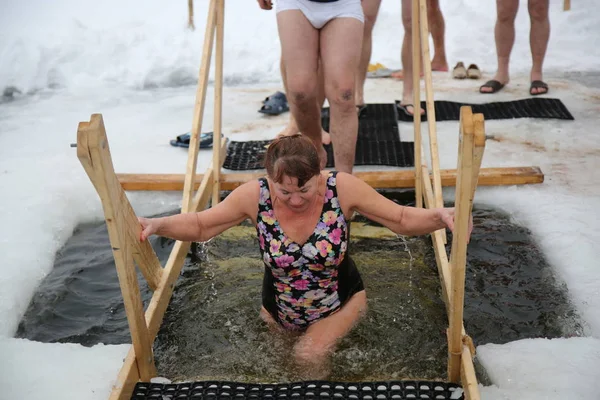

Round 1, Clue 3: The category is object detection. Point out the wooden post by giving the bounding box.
[418,0,446,242]
[412,0,423,208]
[188,0,195,30]
[182,0,218,213]
[564,0,571,11]
[212,0,225,205]
[447,107,478,382]
[77,115,157,381]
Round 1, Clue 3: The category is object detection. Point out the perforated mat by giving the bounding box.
[131,380,464,399]
[222,104,415,170]
[395,98,574,122]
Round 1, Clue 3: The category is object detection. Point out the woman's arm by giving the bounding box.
[336,172,460,236]
[138,180,259,242]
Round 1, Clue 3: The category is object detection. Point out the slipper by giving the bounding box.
[397,103,424,118]
[259,91,289,115]
[466,64,482,79]
[529,80,549,96]
[170,132,216,149]
[367,68,397,78]
[479,80,505,94]
[262,91,285,105]
[356,104,368,118]
[452,62,467,79]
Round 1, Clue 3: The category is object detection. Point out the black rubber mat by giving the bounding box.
[222,103,413,170]
[222,139,414,170]
[131,380,464,399]
[395,98,574,122]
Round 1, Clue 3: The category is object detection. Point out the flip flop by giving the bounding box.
[397,103,424,118]
[530,80,549,96]
[259,91,289,115]
[466,64,482,79]
[479,80,505,94]
[356,104,368,118]
[170,132,216,149]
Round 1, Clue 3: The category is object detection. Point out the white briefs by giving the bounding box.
[276,0,364,29]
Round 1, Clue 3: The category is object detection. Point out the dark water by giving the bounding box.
[17,201,583,382]
[15,215,177,346]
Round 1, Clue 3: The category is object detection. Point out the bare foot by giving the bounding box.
[321,130,331,145]
[431,58,449,72]
[276,124,299,139]
[391,69,425,80]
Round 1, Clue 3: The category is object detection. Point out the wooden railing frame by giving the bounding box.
[73,1,540,399]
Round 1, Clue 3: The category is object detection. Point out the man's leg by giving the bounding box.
[355,0,381,107]
[400,0,424,115]
[481,0,519,92]
[320,17,364,174]
[278,56,331,144]
[427,0,448,72]
[277,10,327,167]
[528,0,550,93]
[293,291,367,379]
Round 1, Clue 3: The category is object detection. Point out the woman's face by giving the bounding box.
[273,174,320,212]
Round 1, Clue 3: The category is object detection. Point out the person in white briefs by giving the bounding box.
[257,0,364,174]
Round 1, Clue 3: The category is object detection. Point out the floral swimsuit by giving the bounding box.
[257,171,364,330]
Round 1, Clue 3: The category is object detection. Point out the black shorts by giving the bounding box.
[262,255,365,324]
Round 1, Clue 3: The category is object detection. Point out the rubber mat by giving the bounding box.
[131,380,464,399]
[222,139,414,170]
[222,103,413,170]
[395,98,574,122]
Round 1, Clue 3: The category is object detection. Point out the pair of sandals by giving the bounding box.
[259,91,290,115]
[453,62,481,79]
[479,80,549,96]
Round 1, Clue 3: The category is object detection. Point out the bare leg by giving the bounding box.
[277,10,327,167]
[528,0,550,93]
[481,0,519,92]
[279,56,331,144]
[400,0,424,115]
[355,0,381,107]
[320,17,364,174]
[427,0,448,72]
[293,291,367,379]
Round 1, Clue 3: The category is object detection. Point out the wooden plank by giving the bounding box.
[109,164,216,400]
[418,0,445,244]
[412,0,422,208]
[422,166,451,307]
[77,115,156,381]
[461,346,481,400]
[182,0,217,213]
[448,107,475,382]
[117,166,544,191]
[187,0,195,30]
[212,0,225,206]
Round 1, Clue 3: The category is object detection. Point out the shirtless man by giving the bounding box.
[258,0,364,174]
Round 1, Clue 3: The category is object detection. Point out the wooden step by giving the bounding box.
[117,166,543,191]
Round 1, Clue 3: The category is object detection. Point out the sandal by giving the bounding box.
[259,91,289,115]
[397,103,424,118]
[452,62,467,79]
[479,80,505,94]
[529,80,549,96]
[170,132,216,149]
[466,64,482,79]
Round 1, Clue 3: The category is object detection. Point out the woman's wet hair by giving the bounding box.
[264,134,321,188]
